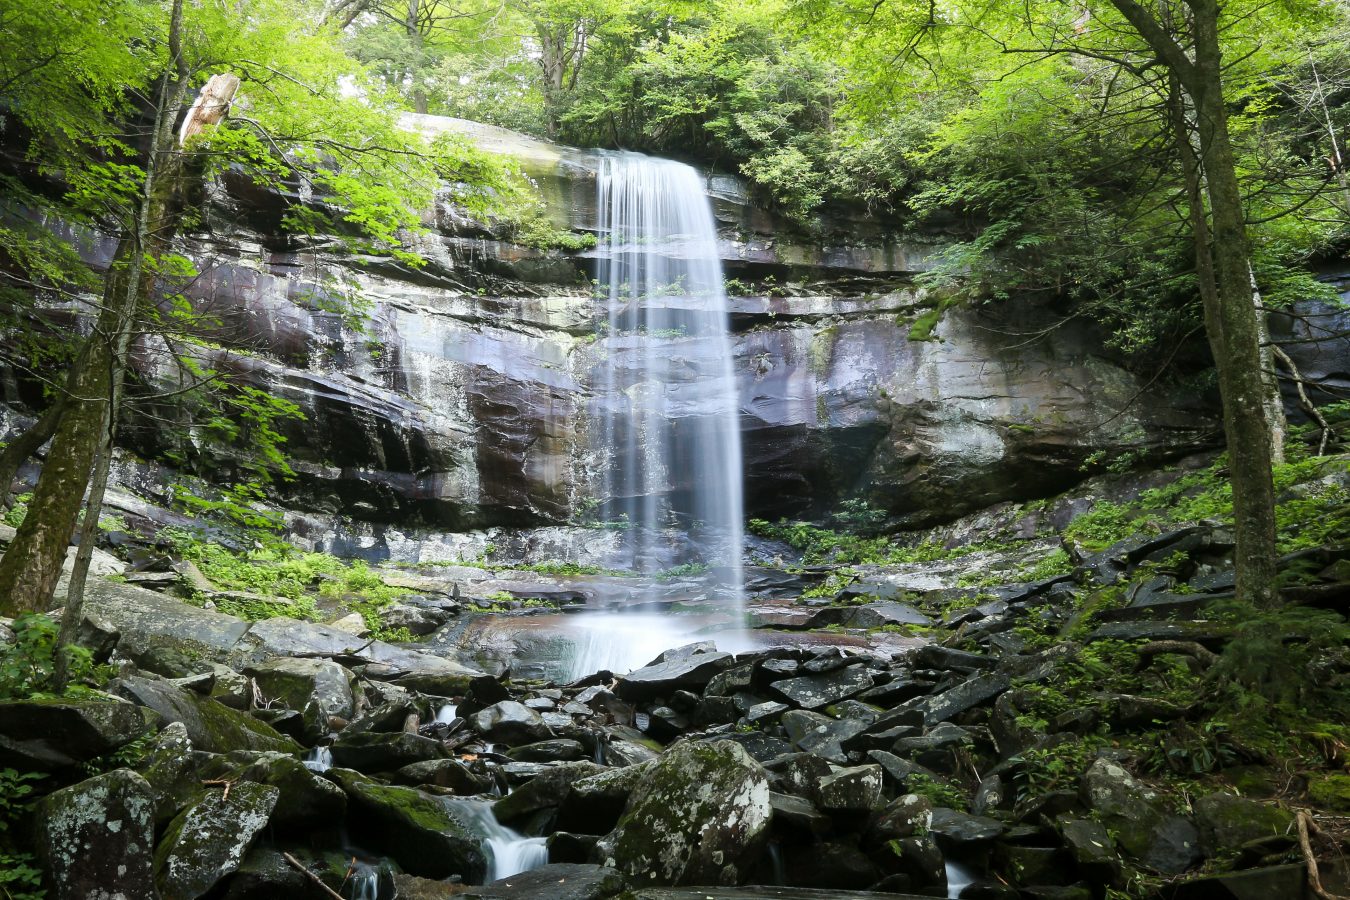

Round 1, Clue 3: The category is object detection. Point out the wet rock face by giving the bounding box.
[596,740,772,886]
[4,116,1249,541]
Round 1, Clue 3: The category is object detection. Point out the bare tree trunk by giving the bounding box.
[1118,0,1279,609]
[52,321,130,689]
[1250,264,1286,465]
[0,0,192,617]
[406,0,428,114]
[1188,0,1279,609]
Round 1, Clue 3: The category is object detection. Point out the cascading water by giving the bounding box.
[589,152,745,629]
[448,799,548,881]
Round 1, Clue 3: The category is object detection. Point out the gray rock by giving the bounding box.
[1081,758,1200,874]
[463,863,626,899]
[0,694,156,770]
[559,762,654,834]
[866,750,948,792]
[379,601,451,636]
[769,791,831,835]
[507,738,585,762]
[154,781,280,900]
[393,758,494,794]
[326,768,487,881]
[616,652,735,701]
[915,672,1010,724]
[111,674,300,754]
[493,761,605,823]
[245,657,355,733]
[226,751,347,831]
[814,764,884,813]
[595,740,771,886]
[331,730,448,772]
[781,709,867,764]
[36,769,158,900]
[770,664,874,710]
[1059,816,1120,882]
[470,700,553,746]
[927,807,1005,845]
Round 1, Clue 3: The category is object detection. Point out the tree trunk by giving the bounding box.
[1250,264,1286,465]
[406,0,428,114]
[0,0,193,617]
[52,321,129,690]
[1188,0,1279,608]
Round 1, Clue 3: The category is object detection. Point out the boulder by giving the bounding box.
[781,709,867,763]
[1059,816,1120,883]
[111,674,299,754]
[507,738,586,762]
[615,651,735,701]
[461,863,626,899]
[331,730,448,772]
[36,769,159,900]
[1081,758,1200,874]
[770,664,875,710]
[470,700,553,746]
[245,657,355,735]
[927,808,1005,846]
[558,762,653,834]
[814,764,885,813]
[0,694,155,769]
[493,761,605,823]
[154,781,280,900]
[326,768,487,881]
[394,758,495,794]
[914,673,1010,724]
[223,751,347,831]
[595,740,771,886]
[1194,793,1294,859]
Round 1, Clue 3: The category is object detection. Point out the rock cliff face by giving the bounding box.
[8,115,1345,553]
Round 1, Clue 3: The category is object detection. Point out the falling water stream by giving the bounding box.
[541,153,749,677]
[448,799,549,881]
[592,153,745,610]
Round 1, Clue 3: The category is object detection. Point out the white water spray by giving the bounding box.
[593,153,745,621]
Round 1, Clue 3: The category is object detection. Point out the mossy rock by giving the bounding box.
[1195,793,1294,858]
[595,740,771,886]
[113,673,301,755]
[202,750,347,831]
[325,767,487,882]
[0,693,157,769]
[155,781,280,900]
[1308,774,1350,813]
[36,768,159,900]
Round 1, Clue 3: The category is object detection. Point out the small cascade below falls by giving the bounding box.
[303,746,332,773]
[449,799,548,881]
[592,153,745,620]
[434,703,457,724]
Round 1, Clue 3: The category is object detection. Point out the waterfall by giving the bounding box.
[592,152,745,620]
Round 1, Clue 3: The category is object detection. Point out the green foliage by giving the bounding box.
[0,615,105,701]
[905,773,967,811]
[1064,456,1350,554]
[0,769,44,900]
[1,496,31,530]
[161,529,413,641]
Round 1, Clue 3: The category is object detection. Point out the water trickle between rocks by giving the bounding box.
[448,799,549,881]
[591,152,746,628]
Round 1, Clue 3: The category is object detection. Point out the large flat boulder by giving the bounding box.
[0,694,155,770]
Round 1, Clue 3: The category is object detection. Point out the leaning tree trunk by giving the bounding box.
[1188,0,1279,608]
[0,1,239,617]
